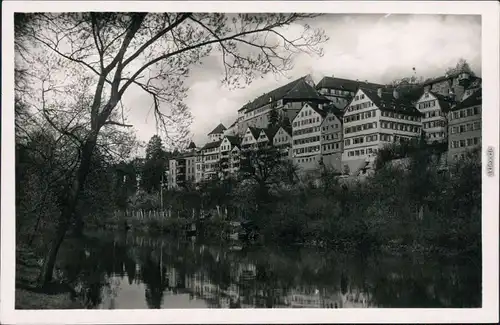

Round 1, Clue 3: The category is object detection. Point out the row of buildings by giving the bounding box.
[168,71,482,189]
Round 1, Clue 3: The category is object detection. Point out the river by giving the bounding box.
[54,231,481,309]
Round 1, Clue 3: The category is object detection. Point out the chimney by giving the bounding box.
[393,88,399,99]
[377,88,382,98]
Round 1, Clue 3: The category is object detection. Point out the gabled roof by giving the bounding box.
[238,75,327,113]
[223,135,241,147]
[208,123,226,135]
[292,102,327,123]
[262,126,280,141]
[360,87,422,117]
[450,89,482,111]
[278,125,292,136]
[227,120,238,129]
[247,126,262,139]
[201,140,222,150]
[316,76,383,93]
[429,91,456,113]
[306,102,327,118]
[187,141,197,149]
[323,103,344,119]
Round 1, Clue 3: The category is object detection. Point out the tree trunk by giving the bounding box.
[37,219,69,287]
[37,137,97,287]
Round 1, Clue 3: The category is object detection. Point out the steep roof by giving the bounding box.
[208,123,226,135]
[238,75,327,113]
[224,135,241,147]
[316,76,383,93]
[279,125,293,136]
[450,89,482,111]
[360,87,422,117]
[323,103,344,119]
[187,141,197,149]
[201,140,222,150]
[429,91,456,113]
[262,126,280,141]
[247,126,262,139]
[305,102,327,118]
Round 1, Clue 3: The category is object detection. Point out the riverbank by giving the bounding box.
[15,246,84,309]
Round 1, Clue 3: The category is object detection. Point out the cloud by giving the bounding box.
[126,14,481,149]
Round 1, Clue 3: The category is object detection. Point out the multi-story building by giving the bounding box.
[224,120,238,136]
[415,91,453,144]
[447,88,482,161]
[219,135,242,177]
[291,102,326,172]
[167,150,198,189]
[195,150,204,183]
[320,104,344,172]
[208,123,226,142]
[240,126,261,150]
[273,126,293,158]
[256,127,279,148]
[342,87,423,174]
[237,75,329,135]
[422,71,476,100]
[168,158,178,189]
[201,140,221,180]
[316,75,383,110]
[184,153,197,183]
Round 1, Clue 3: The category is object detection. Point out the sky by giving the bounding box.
[123,14,482,151]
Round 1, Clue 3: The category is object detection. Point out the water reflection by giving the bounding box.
[56,232,481,309]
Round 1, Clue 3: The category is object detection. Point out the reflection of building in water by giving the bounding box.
[284,286,347,309]
[286,286,322,308]
[320,290,343,308]
[234,263,257,282]
[341,289,372,308]
[165,267,179,289]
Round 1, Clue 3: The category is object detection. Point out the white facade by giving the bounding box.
[202,144,221,180]
[195,152,203,183]
[240,127,259,150]
[342,88,422,174]
[273,127,292,158]
[321,111,343,172]
[219,137,241,176]
[291,103,325,171]
[415,91,448,143]
[168,159,178,189]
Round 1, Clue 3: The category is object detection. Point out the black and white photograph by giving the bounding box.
[1,1,499,324]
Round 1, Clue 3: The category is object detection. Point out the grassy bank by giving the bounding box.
[15,246,84,309]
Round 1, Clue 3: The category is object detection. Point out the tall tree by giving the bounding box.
[282,116,292,130]
[16,12,327,286]
[446,58,475,76]
[141,135,166,193]
[267,108,279,128]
